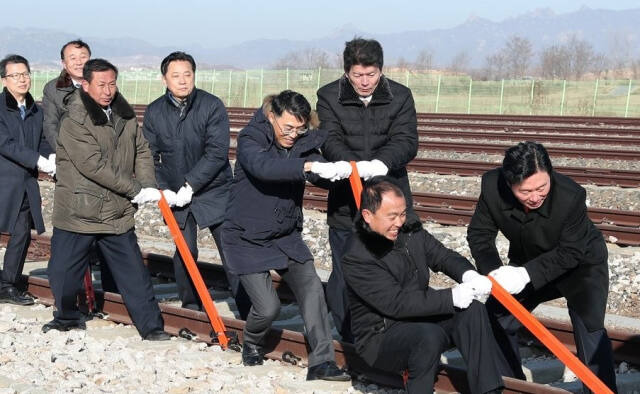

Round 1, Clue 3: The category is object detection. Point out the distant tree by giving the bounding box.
[504,35,533,78]
[539,36,599,79]
[484,52,508,80]
[414,49,433,71]
[540,45,571,79]
[395,56,411,70]
[272,48,332,69]
[448,51,471,73]
[483,35,533,79]
[567,37,597,79]
[608,32,635,77]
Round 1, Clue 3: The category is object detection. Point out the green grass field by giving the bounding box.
[29,69,640,117]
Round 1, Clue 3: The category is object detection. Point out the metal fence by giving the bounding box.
[29,69,640,117]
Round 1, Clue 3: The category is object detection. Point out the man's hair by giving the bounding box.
[263,90,312,124]
[0,54,30,77]
[502,141,553,185]
[360,176,405,214]
[160,51,196,76]
[60,39,91,60]
[343,37,384,73]
[83,59,118,83]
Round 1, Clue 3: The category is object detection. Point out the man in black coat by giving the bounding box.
[143,51,250,316]
[0,54,54,305]
[221,90,351,381]
[342,177,504,394]
[316,38,418,341]
[467,142,617,393]
[42,39,91,149]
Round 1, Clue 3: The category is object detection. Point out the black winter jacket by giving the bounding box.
[143,89,232,228]
[467,169,609,331]
[221,109,327,274]
[42,71,76,149]
[317,75,418,230]
[342,217,475,365]
[0,89,47,234]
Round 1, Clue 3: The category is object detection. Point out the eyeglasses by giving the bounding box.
[271,113,308,136]
[2,72,31,81]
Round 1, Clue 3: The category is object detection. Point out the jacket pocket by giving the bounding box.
[72,187,104,222]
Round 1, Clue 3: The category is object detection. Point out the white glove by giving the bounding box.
[48,153,56,164]
[356,159,388,181]
[132,188,161,205]
[451,282,475,309]
[332,161,353,181]
[175,183,194,207]
[462,270,492,303]
[310,162,348,182]
[489,266,531,295]
[37,155,56,175]
[162,190,178,207]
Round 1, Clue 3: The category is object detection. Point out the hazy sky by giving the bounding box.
[4,0,639,48]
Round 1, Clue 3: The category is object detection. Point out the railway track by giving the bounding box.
[302,186,640,246]
[132,105,640,149]
[7,233,638,393]
[406,158,640,188]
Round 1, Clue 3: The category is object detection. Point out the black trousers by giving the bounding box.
[172,213,251,319]
[47,227,164,337]
[486,284,618,393]
[326,227,353,342]
[239,259,335,367]
[372,301,505,394]
[1,195,32,290]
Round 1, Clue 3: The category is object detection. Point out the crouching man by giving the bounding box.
[341,177,505,394]
[43,59,169,341]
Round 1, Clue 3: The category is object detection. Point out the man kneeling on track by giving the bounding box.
[43,59,169,341]
[221,90,351,381]
[341,176,505,394]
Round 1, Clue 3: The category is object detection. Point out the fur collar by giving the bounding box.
[337,74,393,105]
[3,87,35,111]
[79,89,135,126]
[55,70,75,89]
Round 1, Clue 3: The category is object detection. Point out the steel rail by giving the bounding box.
[21,275,570,393]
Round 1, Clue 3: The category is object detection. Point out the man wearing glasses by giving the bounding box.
[0,55,54,305]
[316,38,418,342]
[221,90,351,380]
[143,51,250,317]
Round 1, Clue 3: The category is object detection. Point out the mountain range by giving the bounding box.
[1,6,639,69]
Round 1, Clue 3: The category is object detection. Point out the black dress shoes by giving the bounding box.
[144,330,171,341]
[0,286,34,306]
[242,342,264,366]
[42,319,86,333]
[306,361,351,381]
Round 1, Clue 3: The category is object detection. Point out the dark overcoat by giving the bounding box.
[342,218,475,365]
[42,71,76,149]
[0,89,46,234]
[467,168,609,330]
[221,109,327,275]
[143,89,232,228]
[316,75,418,230]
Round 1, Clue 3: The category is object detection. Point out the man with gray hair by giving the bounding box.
[43,59,168,341]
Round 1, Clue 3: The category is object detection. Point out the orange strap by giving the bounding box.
[345,169,612,393]
[349,161,363,209]
[489,277,613,394]
[158,193,230,349]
